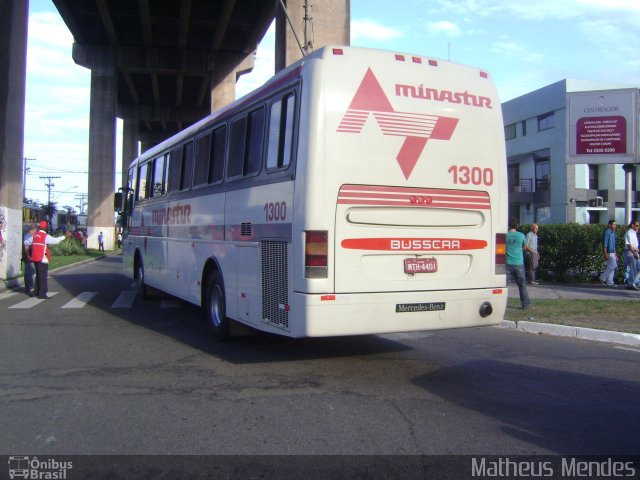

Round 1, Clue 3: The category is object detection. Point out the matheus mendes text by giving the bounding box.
[471,457,636,478]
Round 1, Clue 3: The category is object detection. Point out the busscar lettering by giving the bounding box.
[395,84,492,109]
[391,239,461,250]
[151,204,192,225]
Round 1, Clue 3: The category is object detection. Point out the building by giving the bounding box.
[502,79,640,225]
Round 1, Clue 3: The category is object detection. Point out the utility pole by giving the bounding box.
[23,157,35,203]
[40,175,61,205]
[74,193,88,214]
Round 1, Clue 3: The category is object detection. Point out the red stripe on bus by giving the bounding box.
[341,238,488,251]
[337,199,490,209]
[339,184,490,197]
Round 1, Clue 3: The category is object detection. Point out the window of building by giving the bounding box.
[535,206,551,224]
[538,112,554,131]
[508,164,520,191]
[588,164,599,190]
[521,120,527,136]
[504,123,516,140]
[535,158,551,191]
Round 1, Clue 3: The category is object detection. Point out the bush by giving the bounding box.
[50,237,86,256]
[520,223,630,283]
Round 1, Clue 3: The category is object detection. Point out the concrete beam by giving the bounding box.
[117,104,208,124]
[73,43,257,76]
[0,0,29,281]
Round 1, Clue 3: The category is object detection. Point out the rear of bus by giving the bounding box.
[291,46,507,337]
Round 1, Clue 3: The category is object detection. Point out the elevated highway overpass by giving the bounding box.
[0,0,348,278]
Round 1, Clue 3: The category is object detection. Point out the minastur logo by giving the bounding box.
[337,68,459,180]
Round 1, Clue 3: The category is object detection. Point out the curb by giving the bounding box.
[500,319,640,347]
[1,251,121,292]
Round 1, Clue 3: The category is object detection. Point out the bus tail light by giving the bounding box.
[305,231,328,278]
[495,233,506,275]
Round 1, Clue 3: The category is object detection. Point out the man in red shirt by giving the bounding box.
[24,221,67,299]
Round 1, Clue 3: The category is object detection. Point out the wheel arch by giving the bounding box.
[201,257,224,307]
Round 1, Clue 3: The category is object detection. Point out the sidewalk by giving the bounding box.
[505,282,640,347]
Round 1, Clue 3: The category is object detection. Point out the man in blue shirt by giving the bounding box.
[506,217,530,310]
[599,219,618,286]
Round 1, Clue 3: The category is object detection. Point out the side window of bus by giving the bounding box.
[245,107,265,176]
[267,93,295,171]
[137,162,149,201]
[151,155,166,196]
[227,107,265,179]
[193,133,211,187]
[168,146,182,193]
[210,125,226,184]
[181,141,194,190]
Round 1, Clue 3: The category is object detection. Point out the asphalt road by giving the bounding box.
[1,255,639,460]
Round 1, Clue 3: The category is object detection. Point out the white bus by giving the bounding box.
[121,46,508,340]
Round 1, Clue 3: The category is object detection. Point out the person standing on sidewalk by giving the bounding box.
[25,220,67,299]
[22,224,37,294]
[623,220,639,291]
[98,231,105,252]
[599,219,618,287]
[525,223,540,285]
[506,217,530,310]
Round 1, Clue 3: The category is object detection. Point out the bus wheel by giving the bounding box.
[204,272,229,341]
[135,262,150,299]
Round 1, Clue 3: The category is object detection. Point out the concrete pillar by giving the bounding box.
[276,0,350,71]
[210,54,254,112]
[0,0,29,281]
[87,62,117,251]
[121,118,139,189]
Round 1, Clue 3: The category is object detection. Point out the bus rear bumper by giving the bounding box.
[290,288,507,338]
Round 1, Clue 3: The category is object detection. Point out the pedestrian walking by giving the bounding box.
[98,231,105,252]
[525,223,540,284]
[599,219,618,286]
[623,220,639,291]
[22,224,37,294]
[506,217,530,310]
[116,231,122,248]
[24,220,67,299]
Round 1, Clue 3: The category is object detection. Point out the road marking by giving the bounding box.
[61,291,98,309]
[111,290,137,308]
[0,291,20,301]
[615,346,640,354]
[161,298,180,308]
[9,292,59,309]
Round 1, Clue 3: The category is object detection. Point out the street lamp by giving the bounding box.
[53,186,79,202]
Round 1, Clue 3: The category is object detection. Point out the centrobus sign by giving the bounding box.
[567,88,638,164]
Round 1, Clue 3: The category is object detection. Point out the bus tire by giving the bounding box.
[135,258,151,299]
[204,272,229,341]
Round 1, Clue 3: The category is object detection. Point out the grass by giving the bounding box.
[505,298,640,334]
[48,249,114,270]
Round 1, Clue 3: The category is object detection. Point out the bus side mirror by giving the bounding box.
[114,192,123,213]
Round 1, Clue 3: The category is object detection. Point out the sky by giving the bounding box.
[23,0,640,210]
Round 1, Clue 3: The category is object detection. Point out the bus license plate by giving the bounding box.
[404,257,437,274]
